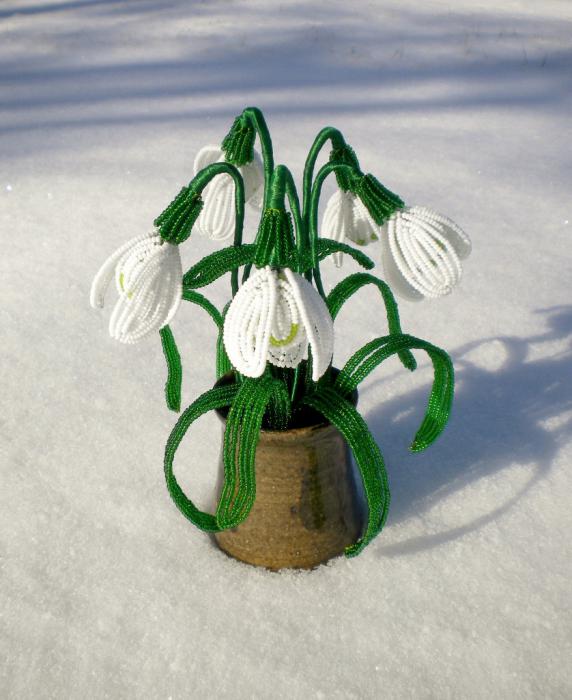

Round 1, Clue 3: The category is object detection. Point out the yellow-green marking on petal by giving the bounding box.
[119,273,133,299]
[270,323,299,347]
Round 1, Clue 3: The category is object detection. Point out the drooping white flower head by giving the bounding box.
[223,266,334,381]
[321,189,379,266]
[193,145,264,240]
[380,206,471,300]
[90,230,182,344]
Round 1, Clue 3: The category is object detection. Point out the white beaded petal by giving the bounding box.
[380,206,471,300]
[282,269,334,381]
[90,230,182,344]
[193,145,264,240]
[89,231,154,309]
[223,266,334,380]
[321,190,378,267]
[223,266,276,378]
[266,276,308,369]
[350,196,379,246]
[321,190,353,267]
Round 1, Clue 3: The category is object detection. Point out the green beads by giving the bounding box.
[222,114,257,166]
[350,173,404,226]
[154,187,203,244]
[253,208,296,268]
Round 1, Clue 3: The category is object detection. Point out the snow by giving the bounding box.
[1,0,571,697]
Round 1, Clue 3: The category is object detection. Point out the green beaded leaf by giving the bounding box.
[302,386,390,557]
[296,239,374,273]
[164,384,239,532]
[159,325,182,412]
[335,334,454,452]
[217,376,291,530]
[317,239,375,269]
[326,273,416,372]
[182,244,256,289]
[216,303,232,379]
[159,293,222,414]
[182,289,223,328]
[216,329,232,379]
[154,187,203,244]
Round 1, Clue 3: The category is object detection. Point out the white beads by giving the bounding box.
[380,206,471,300]
[223,266,334,381]
[90,230,182,344]
[321,189,378,267]
[193,145,264,240]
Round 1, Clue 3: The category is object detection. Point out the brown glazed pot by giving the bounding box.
[213,376,365,571]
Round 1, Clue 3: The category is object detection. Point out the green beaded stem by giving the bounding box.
[284,170,305,272]
[269,165,306,271]
[307,162,362,297]
[301,126,347,226]
[244,164,305,278]
[224,107,275,211]
[329,143,360,192]
[197,162,246,295]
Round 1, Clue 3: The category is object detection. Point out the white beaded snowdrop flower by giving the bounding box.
[90,230,182,344]
[321,189,379,266]
[193,145,264,240]
[223,266,334,381]
[380,206,472,300]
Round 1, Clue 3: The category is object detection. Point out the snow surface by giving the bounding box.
[1,0,572,697]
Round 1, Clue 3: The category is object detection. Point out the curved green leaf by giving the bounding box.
[183,244,256,289]
[302,386,390,557]
[316,239,374,269]
[327,273,417,371]
[159,326,182,412]
[164,384,239,531]
[217,376,291,529]
[336,334,454,452]
[216,302,232,379]
[293,240,374,273]
[159,292,223,413]
[182,288,223,328]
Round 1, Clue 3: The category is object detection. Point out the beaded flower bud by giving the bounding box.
[193,145,264,240]
[90,230,182,344]
[223,266,334,381]
[380,206,471,300]
[321,189,379,267]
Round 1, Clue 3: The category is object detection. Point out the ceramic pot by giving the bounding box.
[213,378,365,571]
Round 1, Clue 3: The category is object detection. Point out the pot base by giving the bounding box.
[214,421,365,571]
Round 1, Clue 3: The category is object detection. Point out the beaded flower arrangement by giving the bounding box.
[90,107,470,557]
